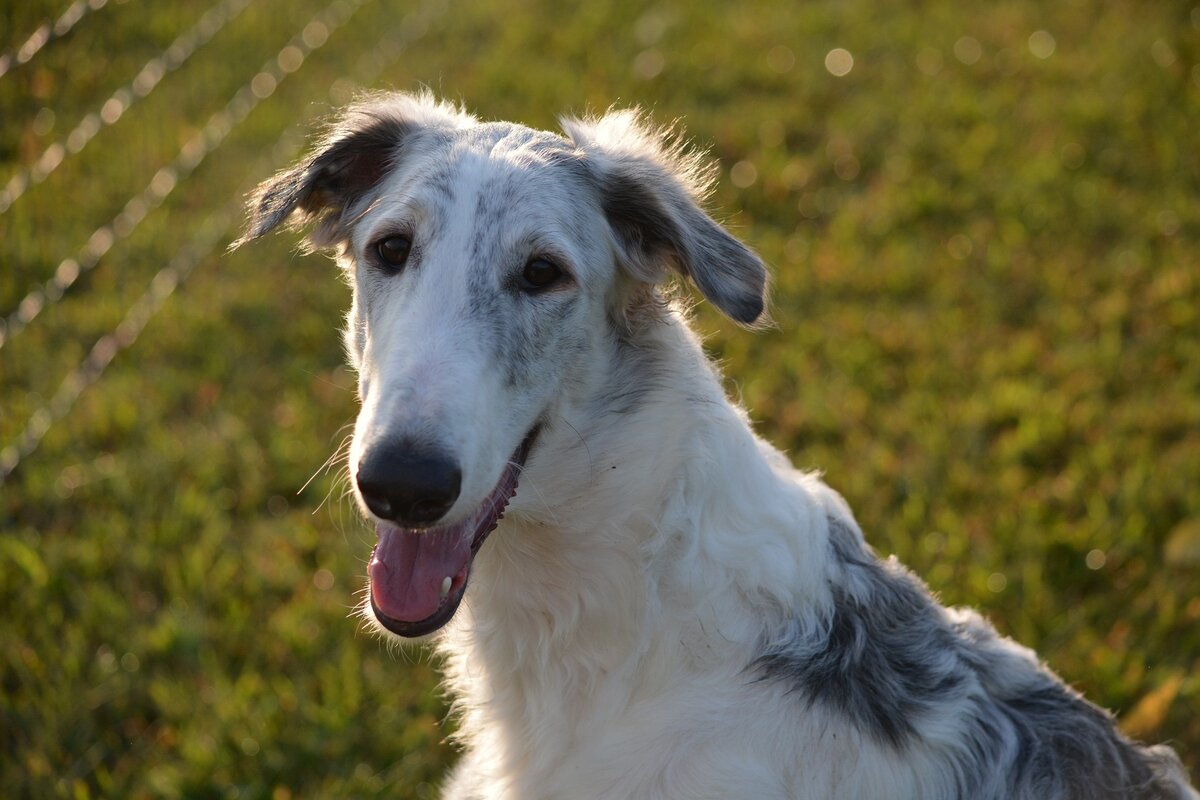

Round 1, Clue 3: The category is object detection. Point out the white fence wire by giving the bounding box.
[0,0,259,215]
[0,0,369,350]
[0,0,110,79]
[0,0,448,485]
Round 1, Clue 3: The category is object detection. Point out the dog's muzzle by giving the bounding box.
[363,427,539,637]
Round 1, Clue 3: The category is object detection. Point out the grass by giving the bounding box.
[2,0,1198,796]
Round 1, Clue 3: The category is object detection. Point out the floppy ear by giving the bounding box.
[233,92,475,249]
[561,110,768,325]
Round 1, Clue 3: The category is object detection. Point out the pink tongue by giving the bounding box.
[369,524,472,622]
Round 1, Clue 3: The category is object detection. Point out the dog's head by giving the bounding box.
[236,91,765,638]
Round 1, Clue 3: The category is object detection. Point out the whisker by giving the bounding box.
[520,478,561,527]
[300,426,354,495]
[558,415,592,472]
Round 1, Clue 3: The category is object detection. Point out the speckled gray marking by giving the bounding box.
[755,516,1191,798]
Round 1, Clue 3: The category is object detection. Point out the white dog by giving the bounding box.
[237,92,1197,800]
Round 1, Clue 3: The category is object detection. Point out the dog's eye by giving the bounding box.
[521,257,563,291]
[375,235,412,271]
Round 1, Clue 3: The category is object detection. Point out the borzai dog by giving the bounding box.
[237,92,1197,800]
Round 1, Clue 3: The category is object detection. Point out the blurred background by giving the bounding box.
[1,0,1198,796]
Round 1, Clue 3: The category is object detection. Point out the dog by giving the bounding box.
[236,91,1197,799]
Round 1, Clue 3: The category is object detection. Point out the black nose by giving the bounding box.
[356,442,462,526]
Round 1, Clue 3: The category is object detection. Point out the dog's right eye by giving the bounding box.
[374,235,412,272]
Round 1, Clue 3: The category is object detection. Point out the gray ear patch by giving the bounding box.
[564,112,768,325]
[233,93,476,250]
[234,112,412,249]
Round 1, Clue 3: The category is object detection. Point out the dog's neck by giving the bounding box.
[436,309,839,769]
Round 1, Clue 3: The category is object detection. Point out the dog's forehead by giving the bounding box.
[418,122,587,218]
[342,120,600,269]
[379,123,571,221]
[353,119,601,269]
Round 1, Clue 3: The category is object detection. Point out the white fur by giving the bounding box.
[239,92,1197,800]
[438,320,917,799]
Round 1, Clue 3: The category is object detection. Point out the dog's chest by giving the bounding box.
[450,658,914,800]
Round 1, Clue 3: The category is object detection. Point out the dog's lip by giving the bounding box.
[370,588,464,638]
[368,425,540,638]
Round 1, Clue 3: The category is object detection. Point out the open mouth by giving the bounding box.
[367,427,539,637]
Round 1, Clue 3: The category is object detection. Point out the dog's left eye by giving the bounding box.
[374,235,412,271]
[520,257,564,291]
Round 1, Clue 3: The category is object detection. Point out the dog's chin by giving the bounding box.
[365,425,540,639]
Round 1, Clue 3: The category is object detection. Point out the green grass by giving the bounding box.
[2,0,1198,796]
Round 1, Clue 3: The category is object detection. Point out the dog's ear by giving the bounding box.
[233,92,475,249]
[561,110,767,325]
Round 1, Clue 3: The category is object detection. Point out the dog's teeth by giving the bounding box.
[440,576,452,599]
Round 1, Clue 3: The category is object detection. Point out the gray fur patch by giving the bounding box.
[590,314,674,417]
[757,517,968,748]
[756,516,1194,799]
